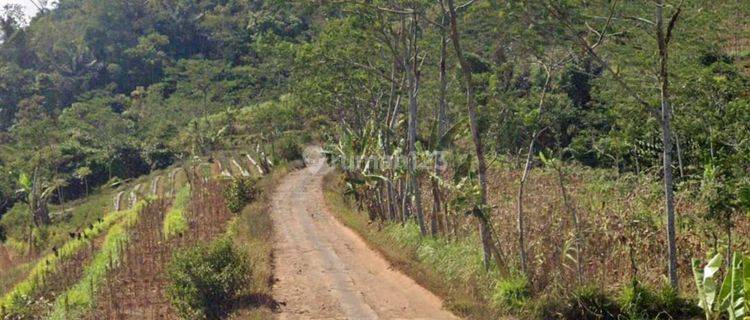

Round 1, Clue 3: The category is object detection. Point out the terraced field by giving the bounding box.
[0,152,265,319]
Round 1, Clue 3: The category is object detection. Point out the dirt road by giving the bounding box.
[271,149,458,320]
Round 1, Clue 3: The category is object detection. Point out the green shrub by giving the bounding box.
[222,177,258,214]
[492,275,530,311]
[166,238,250,320]
[275,135,302,162]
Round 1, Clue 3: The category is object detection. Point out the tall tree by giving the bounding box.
[446,0,502,269]
[655,0,681,289]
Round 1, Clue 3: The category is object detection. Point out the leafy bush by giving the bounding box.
[0,203,32,241]
[692,252,749,320]
[275,135,303,162]
[222,177,258,214]
[166,238,250,320]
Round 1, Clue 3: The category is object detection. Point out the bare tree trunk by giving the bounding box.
[58,187,65,215]
[633,147,641,175]
[656,0,679,290]
[430,14,450,236]
[447,0,502,269]
[517,148,532,276]
[406,10,427,236]
[384,58,402,221]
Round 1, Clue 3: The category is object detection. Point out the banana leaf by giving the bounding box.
[693,253,724,319]
[719,253,745,320]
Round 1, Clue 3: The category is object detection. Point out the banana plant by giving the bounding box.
[692,252,749,320]
[16,170,63,226]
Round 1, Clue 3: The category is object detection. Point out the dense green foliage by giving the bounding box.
[0,0,313,219]
[166,237,250,320]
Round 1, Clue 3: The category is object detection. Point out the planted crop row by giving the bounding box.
[86,166,235,319]
[47,199,152,320]
[0,201,146,318]
[163,185,191,239]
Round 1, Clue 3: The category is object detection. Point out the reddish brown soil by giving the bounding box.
[271,148,458,320]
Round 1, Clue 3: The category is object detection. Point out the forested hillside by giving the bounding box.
[0,0,311,221]
[1,0,750,319]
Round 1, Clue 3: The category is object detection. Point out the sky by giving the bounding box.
[0,0,40,20]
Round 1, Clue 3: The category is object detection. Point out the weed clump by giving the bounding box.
[619,282,700,320]
[166,238,250,320]
[559,285,621,320]
[492,275,530,312]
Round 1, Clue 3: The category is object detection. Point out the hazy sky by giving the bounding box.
[0,0,40,20]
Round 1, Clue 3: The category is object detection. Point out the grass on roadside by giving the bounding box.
[322,171,703,320]
[225,165,289,320]
[321,171,508,319]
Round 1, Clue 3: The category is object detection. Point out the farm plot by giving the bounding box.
[88,172,235,319]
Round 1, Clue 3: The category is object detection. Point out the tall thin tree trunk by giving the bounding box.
[517,149,532,276]
[447,0,503,269]
[516,69,550,277]
[430,14,450,236]
[656,0,679,290]
[633,147,641,175]
[407,11,427,236]
[384,58,402,221]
